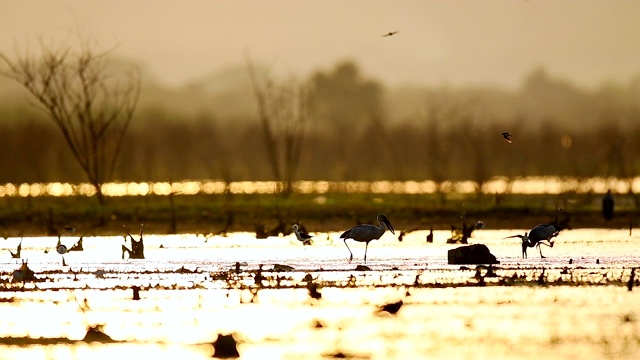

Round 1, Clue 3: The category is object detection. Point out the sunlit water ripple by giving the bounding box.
[1,229,639,359]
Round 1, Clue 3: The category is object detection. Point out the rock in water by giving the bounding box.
[355,265,371,271]
[212,333,240,358]
[447,244,499,265]
[272,264,295,272]
[82,325,114,343]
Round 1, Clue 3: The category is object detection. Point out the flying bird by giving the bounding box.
[382,31,399,37]
[505,224,562,258]
[340,213,395,263]
[292,224,313,245]
[502,132,513,143]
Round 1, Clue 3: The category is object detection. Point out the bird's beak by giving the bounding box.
[503,235,520,239]
[385,219,395,235]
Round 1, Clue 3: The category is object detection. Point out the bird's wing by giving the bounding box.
[340,224,370,239]
[340,226,357,239]
[530,224,558,240]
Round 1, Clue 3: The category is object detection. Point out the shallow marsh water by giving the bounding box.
[1,229,639,359]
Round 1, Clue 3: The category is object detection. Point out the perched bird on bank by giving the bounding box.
[502,132,513,143]
[505,224,562,258]
[602,190,614,220]
[426,226,434,243]
[292,224,313,245]
[382,31,398,37]
[340,213,395,263]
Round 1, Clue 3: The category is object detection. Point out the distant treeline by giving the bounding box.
[1,61,639,188]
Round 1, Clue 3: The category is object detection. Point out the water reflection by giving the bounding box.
[1,230,639,359]
[1,176,638,197]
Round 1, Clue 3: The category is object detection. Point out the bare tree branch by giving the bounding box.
[0,33,141,204]
[245,53,313,196]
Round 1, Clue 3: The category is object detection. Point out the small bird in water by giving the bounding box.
[292,224,313,245]
[502,132,513,143]
[382,31,398,37]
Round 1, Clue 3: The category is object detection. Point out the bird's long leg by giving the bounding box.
[344,239,353,263]
[538,240,554,248]
[364,241,370,263]
[537,244,546,258]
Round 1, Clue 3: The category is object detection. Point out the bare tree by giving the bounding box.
[0,35,141,204]
[459,113,491,197]
[423,103,454,204]
[597,114,639,206]
[246,55,313,196]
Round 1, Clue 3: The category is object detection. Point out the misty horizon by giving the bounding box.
[2,1,640,90]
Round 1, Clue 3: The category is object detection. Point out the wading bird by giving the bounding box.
[341,213,395,263]
[292,224,313,245]
[506,224,562,258]
[382,31,398,37]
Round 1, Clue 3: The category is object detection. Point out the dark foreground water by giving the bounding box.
[1,229,639,359]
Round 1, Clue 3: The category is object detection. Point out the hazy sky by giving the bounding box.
[2,0,639,90]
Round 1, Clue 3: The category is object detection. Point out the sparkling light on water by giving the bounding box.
[1,230,640,359]
[0,176,638,197]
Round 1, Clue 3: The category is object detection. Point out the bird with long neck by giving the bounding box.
[505,224,562,258]
[340,213,395,263]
